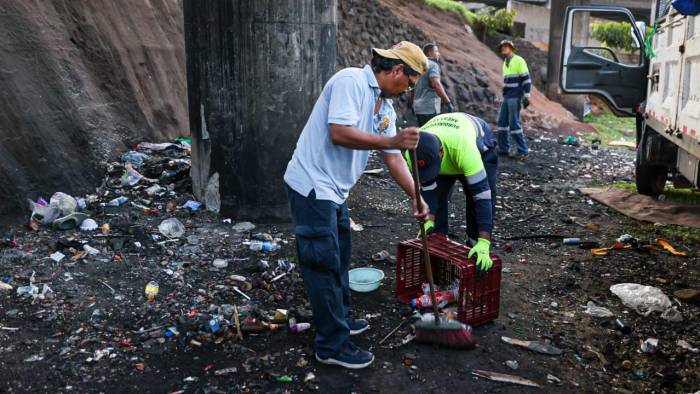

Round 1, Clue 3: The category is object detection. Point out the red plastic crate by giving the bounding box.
[396,234,502,326]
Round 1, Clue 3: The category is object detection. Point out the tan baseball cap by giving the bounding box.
[372,41,429,75]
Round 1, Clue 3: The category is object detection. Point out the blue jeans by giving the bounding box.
[286,185,352,357]
[431,149,498,241]
[497,97,528,155]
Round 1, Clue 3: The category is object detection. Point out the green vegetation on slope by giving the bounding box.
[419,0,477,26]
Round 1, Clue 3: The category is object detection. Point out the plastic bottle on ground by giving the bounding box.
[107,196,128,206]
[145,281,159,301]
[249,240,280,252]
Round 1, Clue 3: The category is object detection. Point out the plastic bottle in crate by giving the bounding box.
[411,287,458,309]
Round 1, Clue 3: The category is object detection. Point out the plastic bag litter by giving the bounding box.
[29,199,60,225]
[121,166,144,187]
[121,151,150,168]
[660,306,683,322]
[145,184,163,196]
[136,142,182,151]
[50,192,77,216]
[182,200,203,212]
[584,301,614,317]
[205,172,220,214]
[158,218,186,238]
[30,193,77,225]
[610,283,672,316]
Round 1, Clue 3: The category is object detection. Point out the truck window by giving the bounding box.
[569,11,644,67]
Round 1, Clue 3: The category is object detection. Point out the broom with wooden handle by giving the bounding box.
[410,149,476,348]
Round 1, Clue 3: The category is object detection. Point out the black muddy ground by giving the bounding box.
[0,133,698,394]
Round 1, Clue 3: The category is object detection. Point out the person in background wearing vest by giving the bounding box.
[411,44,453,127]
[405,112,497,273]
[496,40,531,160]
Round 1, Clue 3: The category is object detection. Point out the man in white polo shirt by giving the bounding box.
[284,41,429,369]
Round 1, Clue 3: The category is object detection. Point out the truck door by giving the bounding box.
[559,6,648,116]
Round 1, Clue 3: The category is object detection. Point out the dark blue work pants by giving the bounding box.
[286,185,351,357]
[432,149,498,242]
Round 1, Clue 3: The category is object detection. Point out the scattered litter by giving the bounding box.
[107,196,128,207]
[584,301,614,317]
[677,340,699,353]
[350,218,364,232]
[558,135,580,147]
[546,374,561,384]
[50,251,65,263]
[501,336,563,355]
[656,238,688,257]
[24,355,44,363]
[372,250,390,261]
[181,200,202,212]
[158,218,186,238]
[145,281,159,301]
[121,166,144,187]
[145,184,164,196]
[610,283,672,316]
[79,218,98,231]
[304,372,316,383]
[212,259,228,269]
[472,369,541,388]
[121,151,150,167]
[641,338,659,354]
[232,222,256,232]
[660,307,683,322]
[214,367,238,376]
[233,286,251,300]
[505,360,519,370]
[83,244,100,255]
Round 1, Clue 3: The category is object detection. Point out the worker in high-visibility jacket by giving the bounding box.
[404,112,497,272]
[496,40,531,159]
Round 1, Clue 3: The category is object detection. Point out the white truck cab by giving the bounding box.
[559,3,700,195]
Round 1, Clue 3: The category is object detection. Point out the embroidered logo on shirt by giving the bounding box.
[379,115,390,132]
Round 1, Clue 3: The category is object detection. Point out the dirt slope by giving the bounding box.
[381,0,594,133]
[0,0,187,223]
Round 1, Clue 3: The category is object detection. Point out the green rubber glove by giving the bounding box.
[468,238,493,272]
[417,220,435,238]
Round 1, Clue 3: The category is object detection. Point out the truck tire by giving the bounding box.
[635,143,667,196]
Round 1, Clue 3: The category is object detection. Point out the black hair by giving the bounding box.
[371,52,419,77]
[423,44,437,56]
